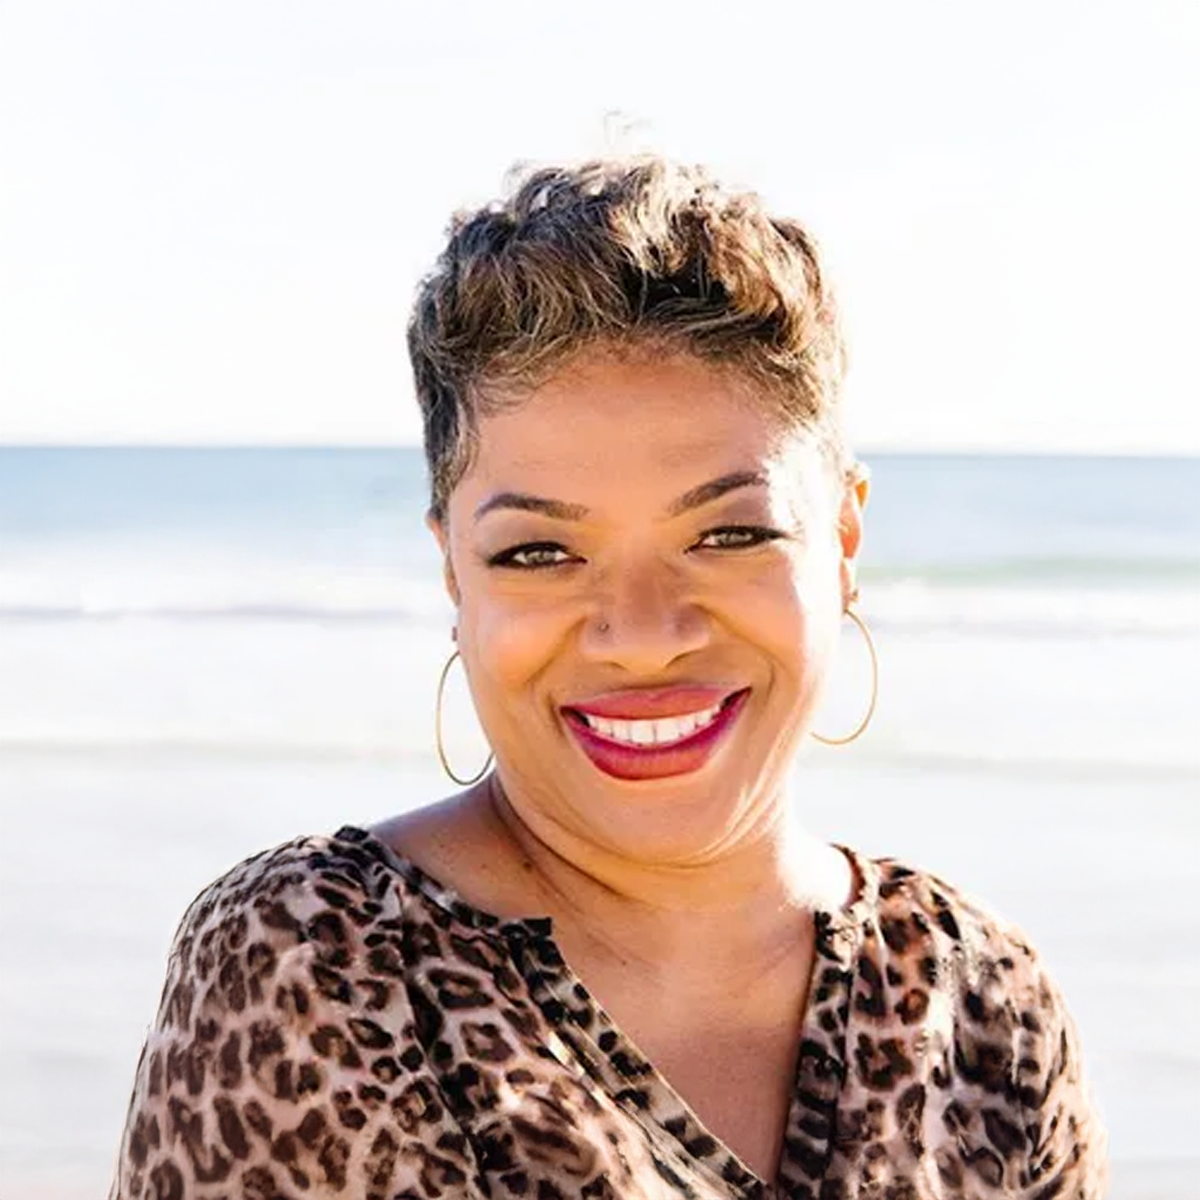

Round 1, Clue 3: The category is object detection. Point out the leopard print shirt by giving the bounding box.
[110,827,1106,1199]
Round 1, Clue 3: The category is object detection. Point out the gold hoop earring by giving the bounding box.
[812,607,879,746]
[435,649,494,786]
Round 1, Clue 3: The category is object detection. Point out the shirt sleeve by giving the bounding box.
[1013,958,1108,1200]
[108,839,484,1200]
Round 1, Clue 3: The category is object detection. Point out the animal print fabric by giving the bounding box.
[110,827,1106,1198]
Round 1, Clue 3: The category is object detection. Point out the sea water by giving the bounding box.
[1,448,1197,1198]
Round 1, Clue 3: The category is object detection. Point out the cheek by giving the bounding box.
[730,551,841,675]
[447,534,573,692]
[458,590,574,700]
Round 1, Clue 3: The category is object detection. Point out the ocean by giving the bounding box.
[1,447,1197,1199]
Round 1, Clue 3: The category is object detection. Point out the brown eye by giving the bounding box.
[487,542,576,569]
[692,525,784,551]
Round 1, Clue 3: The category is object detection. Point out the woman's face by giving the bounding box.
[433,349,866,866]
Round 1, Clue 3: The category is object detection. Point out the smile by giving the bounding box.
[562,687,750,781]
[576,703,723,747]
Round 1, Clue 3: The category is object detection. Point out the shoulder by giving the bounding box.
[172,826,406,950]
[851,855,1107,1196]
[168,828,406,959]
[155,827,414,1040]
[112,830,452,1199]
[869,856,1043,987]
[862,854,1070,1062]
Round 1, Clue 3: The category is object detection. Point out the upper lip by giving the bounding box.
[564,685,744,720]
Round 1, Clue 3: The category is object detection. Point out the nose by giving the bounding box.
[580,556,711,674]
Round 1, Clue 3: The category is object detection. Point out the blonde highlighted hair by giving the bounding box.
[408,157,849,520]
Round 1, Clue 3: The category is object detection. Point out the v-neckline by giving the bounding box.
[337,825,878,1197]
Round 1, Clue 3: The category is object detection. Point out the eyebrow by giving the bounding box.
[473,492,590,522]
[473,470,768,523]
[667,470,768,517]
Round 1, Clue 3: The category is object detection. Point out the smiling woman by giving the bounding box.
[109,158,1106,1199]
[433,350,857,841]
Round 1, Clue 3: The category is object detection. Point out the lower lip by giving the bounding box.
[564,691,750,781]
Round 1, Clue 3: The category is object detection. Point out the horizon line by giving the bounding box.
[2,442,1198,462]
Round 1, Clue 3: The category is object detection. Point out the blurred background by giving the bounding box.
[1,4,1197,1198]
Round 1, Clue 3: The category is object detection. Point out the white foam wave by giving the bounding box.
[0,557,452,625]
[866,579,1200,637]
[5,730,1196,781]
[3,609,1197,777]
[3,564,1197,637]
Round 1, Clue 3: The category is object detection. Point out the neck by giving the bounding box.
[485,775,851,974]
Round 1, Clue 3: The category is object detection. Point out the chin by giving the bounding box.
[498,698,804,862]
[563,764,780,866]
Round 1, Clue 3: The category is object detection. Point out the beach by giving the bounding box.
[1,448,1198,1197]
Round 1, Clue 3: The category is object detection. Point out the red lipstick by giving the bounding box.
[569,686,733,721]
[562,688,749,781]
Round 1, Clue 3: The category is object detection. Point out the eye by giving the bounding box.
[487,541,578,570]
[691,525,786,551]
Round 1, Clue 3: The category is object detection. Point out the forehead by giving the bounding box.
[457,352,824,512]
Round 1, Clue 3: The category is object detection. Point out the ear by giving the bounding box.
[837,466,870,608]
[426,512,462,608]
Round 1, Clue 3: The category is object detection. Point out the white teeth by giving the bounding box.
[630,721,655,745]
[653,717,683,742]
[578,703,725,747]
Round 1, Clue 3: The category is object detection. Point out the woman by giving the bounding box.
[110,157,1105,1199]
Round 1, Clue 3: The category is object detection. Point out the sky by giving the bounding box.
[1,1,1198,453]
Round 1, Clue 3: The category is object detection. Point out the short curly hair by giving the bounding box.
[408,156,849,521]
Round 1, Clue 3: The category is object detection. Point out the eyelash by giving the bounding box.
[486,541,575,570]
[695,525,787,551]
[486,526,786,570]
